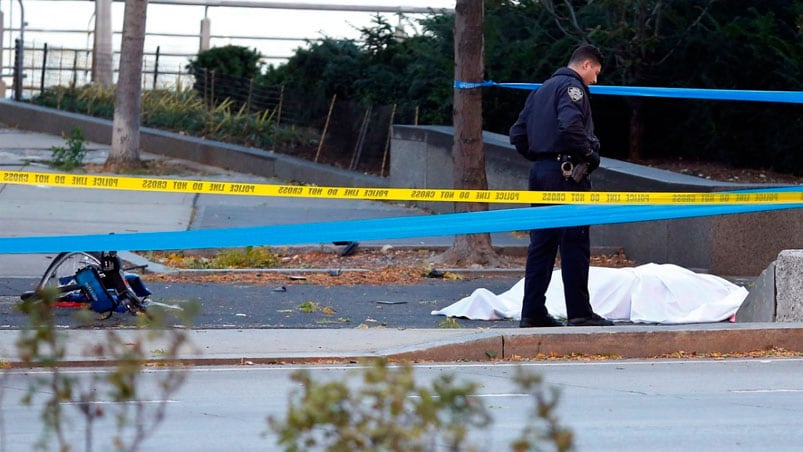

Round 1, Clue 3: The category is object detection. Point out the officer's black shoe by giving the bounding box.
[567,313,614,326]
[519,315,564,328]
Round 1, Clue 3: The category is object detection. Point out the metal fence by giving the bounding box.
[13,40,198,99]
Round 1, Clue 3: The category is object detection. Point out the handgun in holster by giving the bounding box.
[560,155,589,183]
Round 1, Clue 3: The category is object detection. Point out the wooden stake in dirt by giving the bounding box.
[247,77,254,111]
[210,70,216,107]
[277,84,285,125]
[315,94,337,163]
[350,105,373,171]
[381,103,397,177]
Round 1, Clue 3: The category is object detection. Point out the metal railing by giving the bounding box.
[4,26,312,99]
[10,40,190,98]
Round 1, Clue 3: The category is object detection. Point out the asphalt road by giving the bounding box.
[0,276,523,329]
[4,358,803,451]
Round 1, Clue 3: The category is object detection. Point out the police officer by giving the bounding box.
[509,44,612,327]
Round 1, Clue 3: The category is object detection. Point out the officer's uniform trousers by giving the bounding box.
[522,155,595,320]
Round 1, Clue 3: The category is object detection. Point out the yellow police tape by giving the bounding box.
[2,169,802,205]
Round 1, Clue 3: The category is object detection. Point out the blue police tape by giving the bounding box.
[0,187,800,253]
[454,80,803,104]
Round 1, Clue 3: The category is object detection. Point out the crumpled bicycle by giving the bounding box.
[20,251,151,318]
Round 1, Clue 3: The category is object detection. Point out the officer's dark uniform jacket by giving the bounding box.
[509,67,597,163]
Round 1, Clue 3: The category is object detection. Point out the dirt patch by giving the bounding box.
[643,158,803,185]
[84,159,214,177]
[139,247,636,287]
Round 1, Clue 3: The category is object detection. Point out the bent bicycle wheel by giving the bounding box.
[37,251,102,292]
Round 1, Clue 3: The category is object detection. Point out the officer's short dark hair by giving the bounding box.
[569,44,603,66]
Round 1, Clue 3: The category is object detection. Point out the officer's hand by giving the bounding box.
[584,150,600,172]
[590,137,601,153]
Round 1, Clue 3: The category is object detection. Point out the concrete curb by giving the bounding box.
[391,324,803,362]
[3,325,802,368]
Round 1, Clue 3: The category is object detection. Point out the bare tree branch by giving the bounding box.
[562,0,587,37]
[656,0,715,66]
[540,0,573,37]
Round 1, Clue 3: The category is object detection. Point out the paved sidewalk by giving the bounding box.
[3,323,803,367]
[1,127,802,366]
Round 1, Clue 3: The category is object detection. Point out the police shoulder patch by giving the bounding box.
[567,86,584,102]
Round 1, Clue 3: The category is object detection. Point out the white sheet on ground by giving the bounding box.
[431,263,748,324]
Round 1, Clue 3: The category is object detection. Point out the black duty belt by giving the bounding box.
[534,153,563,161]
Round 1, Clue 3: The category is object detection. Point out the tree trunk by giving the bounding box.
[105,0,148,172]
[626,97,644,162]
[435,0,500,267]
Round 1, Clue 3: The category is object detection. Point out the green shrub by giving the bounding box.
[188,45,263,79]
[76,84,115,118]
[32,85,309,154]
[187,45,264,110]
[141,88,208,133]
[50,126,88,170]
[211,246,280,268]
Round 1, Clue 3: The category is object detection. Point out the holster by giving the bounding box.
[570,162,589,183]
[560,156,589,183]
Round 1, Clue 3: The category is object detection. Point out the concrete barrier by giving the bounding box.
[776,250,803,321]
[735,262,776,322]
[736,249,803,322]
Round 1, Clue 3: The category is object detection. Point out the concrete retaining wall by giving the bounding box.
[0,100,385,190]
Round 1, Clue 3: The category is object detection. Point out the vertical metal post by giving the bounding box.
[199,13,211,52]
[57,48,64,86]
[0,11,6,98]
[15,0,25,99]
[93,0,113,86]
[40,42,47,93]
[72,51,78,87]
[153,45,160,89]
[13,38,22,100]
